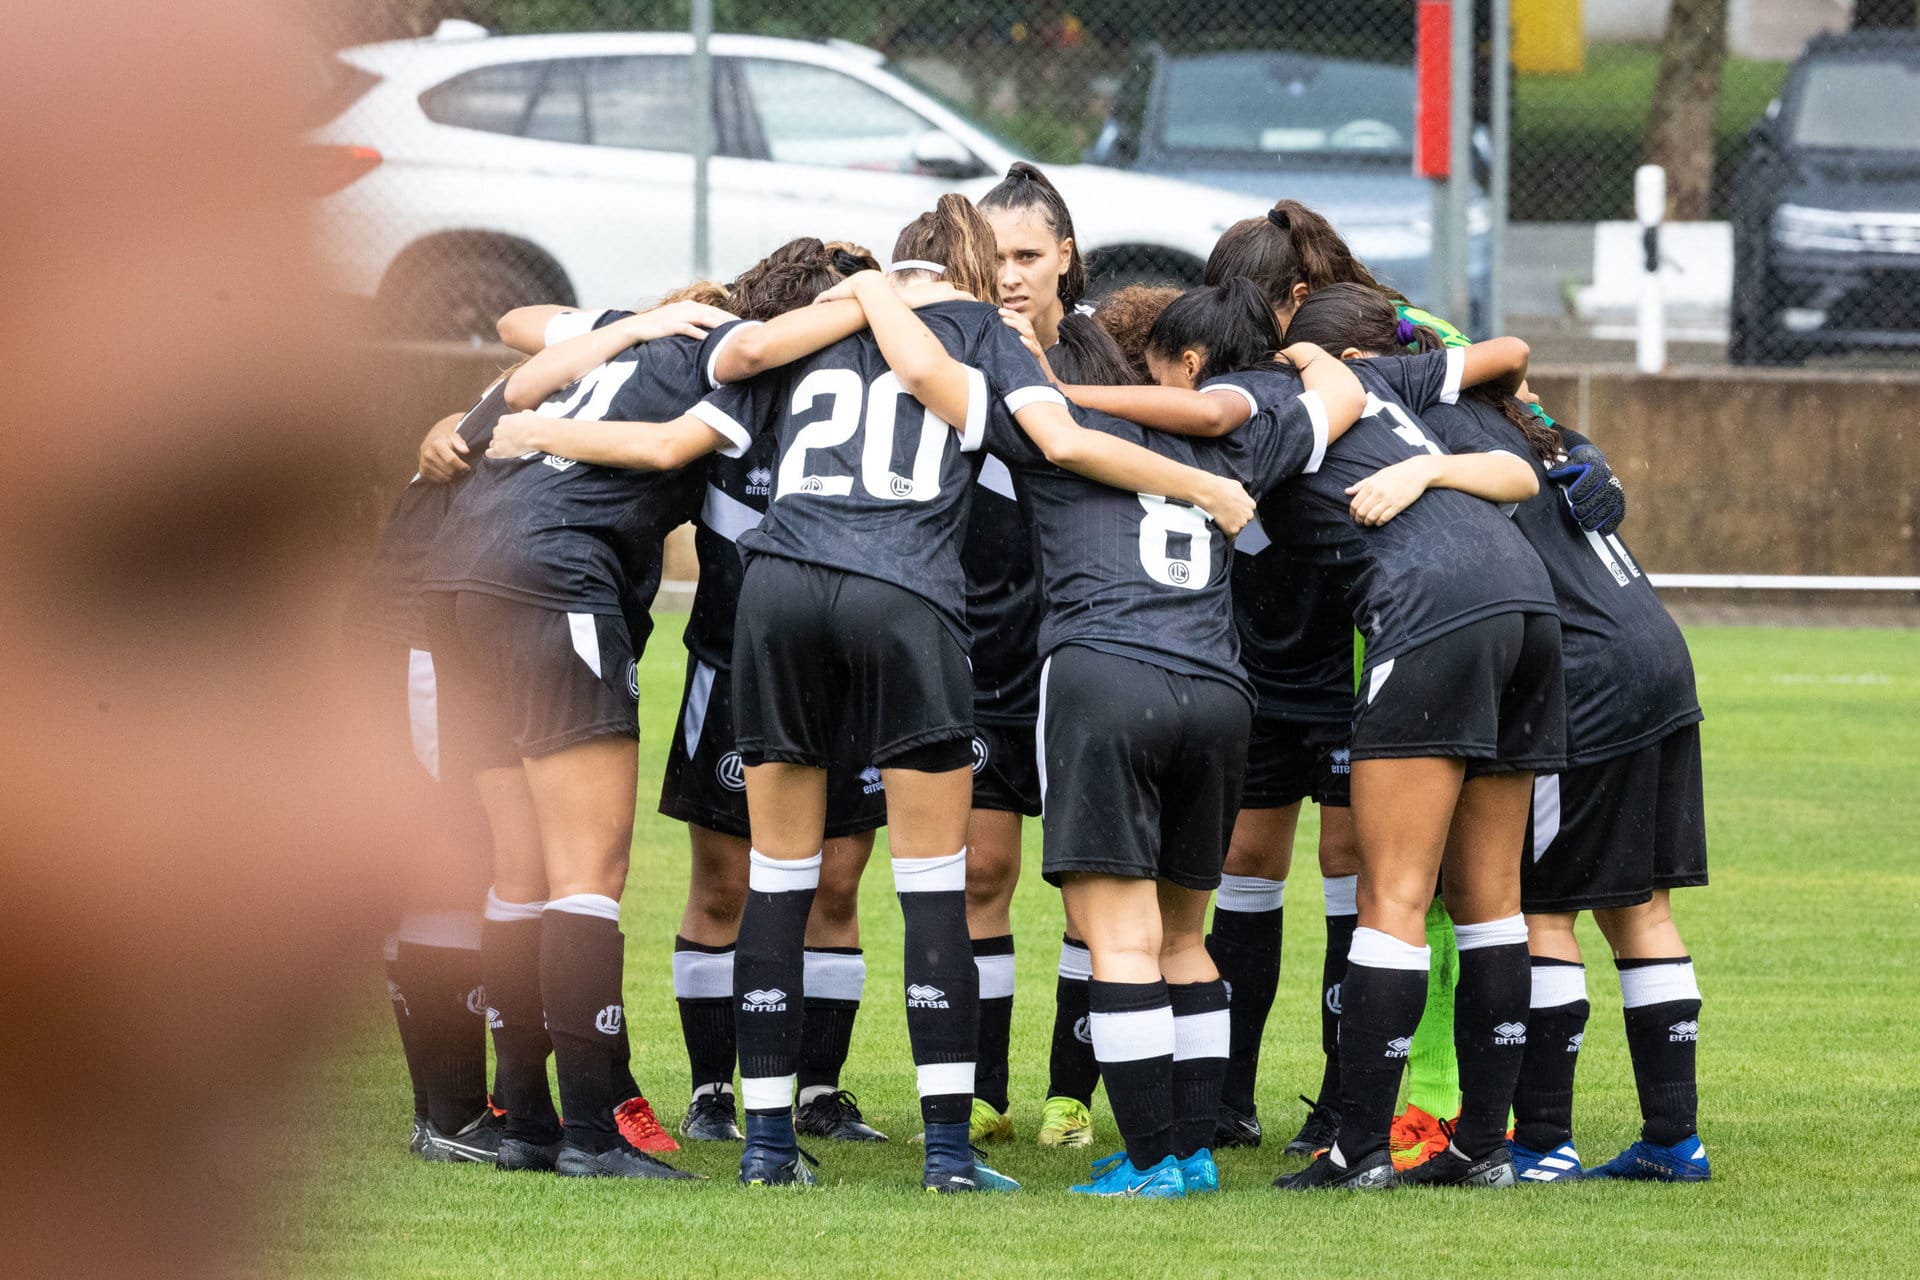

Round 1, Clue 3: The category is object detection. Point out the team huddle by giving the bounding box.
[347,164,1710,1197]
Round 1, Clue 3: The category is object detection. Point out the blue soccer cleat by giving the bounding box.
[1509,1140,1583,1183]
[1587,1135,1710,1183]
[1178,1149,1220,1193]
[1070,1152,1186,1198]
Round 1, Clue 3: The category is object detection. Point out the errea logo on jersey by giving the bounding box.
[745,466,772,496]
[1494,1021,1529,1045]
[716,751,746,792]
[742,988,788,1012]
[594,1004,623,1035]
[970,737,989,775]
[907,984,950,1009]
[1669,1020,1699,1042]
[1386,1036,1412,1058]
[1330,749,1351,775]
[859,766,884,796]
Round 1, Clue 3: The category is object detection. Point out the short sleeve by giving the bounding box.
[972,318,1065,437]
[687,374,778,460]
[1234,389,1328,496]
[1366,350,1464,414]
[698,318,764,389]
[545,308,628,345]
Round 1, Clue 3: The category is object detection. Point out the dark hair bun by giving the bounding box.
[830,248,870,275]
[1266,207,1291,231]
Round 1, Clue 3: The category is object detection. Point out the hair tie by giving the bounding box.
[1266,207,1291,231]
[1395,316,1417,346]
[830,249,869,275]
[890,259,945,276]
[1074,302,1097,317]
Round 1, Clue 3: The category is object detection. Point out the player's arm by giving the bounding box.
[502,302,736,411]
[1055,382,1251,437]
[414,411,469,483]
[711,276,970,384]
[1280,343,1366,442]
[1458,336,1529,398]
[1011,399,1257,537]
[1344,451,1538,527]
[847,271,981,430]
[484,410,731,472]
[496,305,581,354]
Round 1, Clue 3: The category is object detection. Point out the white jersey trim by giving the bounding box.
[1298,389,1331,473]
[1209,382,1260,420]
[688,398,753,459]
[958,366,989,453]
[1440,346,1466,404]
[1003,384,1067,416]
[567,612,602,677]
[700,482,762,545]
[682,659,718,754]
[978,453,1017,501]
[703,319,763,389]
[542,309,604,346]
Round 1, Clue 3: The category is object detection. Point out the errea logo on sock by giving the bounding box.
[1668,1020,1699,1042]
[1568,1031,1585,1052]
[906,984,950,1009]
[486,1006,504,1031]
[594,1004,624,1035]
[1494,1021,1529,1045]
[1386,1037,1412,1058]
[742,988,787,1012]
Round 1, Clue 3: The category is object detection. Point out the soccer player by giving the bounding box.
[1410,389,1710,1183]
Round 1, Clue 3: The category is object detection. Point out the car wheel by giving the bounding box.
[378,240,574,342]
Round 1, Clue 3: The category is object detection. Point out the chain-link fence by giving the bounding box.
[306,1,1917,365]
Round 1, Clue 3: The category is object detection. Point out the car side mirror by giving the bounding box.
[1086,119,1137,167]
[912,132,988,180]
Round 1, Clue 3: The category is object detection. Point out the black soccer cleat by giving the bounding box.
[1213,1101,1263,1150]
[738,1142,820,1187]
[1395,1142,1518,1189]
[1273,1147,1395,1192]
[496,1135,566,1172]
[680,1092,745,1142]
[1284,1095,1343,1157]
[795,1090,888,1143]
[421,1109,506,1164]
[555,1141,703,1180]
[408,1116,431,1158]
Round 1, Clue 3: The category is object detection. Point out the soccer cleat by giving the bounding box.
[1212,1101,1263,1149]
[970,1097,1014,1144]
[421,1109,506,1164]
[556,1141,703,1180]
[1070,1152,1185,1198]
[680,1091,745,1142]
[1178,1149,1220,1193]
[738,1142,820,1187]
[614,1096,680,1154]
[795,1090,888,1143]
[1395,1140,1518,1188]
[1509,1139,1584,1183]
[1272,1147,1395,1191]
[1389,1103,1454,1171]
[924,1145,1021,1195]
[496,1135,566,1172]
[1284,1095,1342,1157]
[1036,1096,1094,1148]
[1586,1135,1710,1183]
[408,1116,431,1157]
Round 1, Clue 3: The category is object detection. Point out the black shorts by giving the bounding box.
[1241,717,1351,810]
[970,719,1041,816]
[658,653,888,839]
[731,556,973,772]
[425,591,638,771]
[1039,645,1252,891]
[1351,611,1566,777]
[1523,723,1708,914]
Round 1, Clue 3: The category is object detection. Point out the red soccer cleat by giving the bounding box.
[1389,1103,1455,1171]
[615,1096,681,1154]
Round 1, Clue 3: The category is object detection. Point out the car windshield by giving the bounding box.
[881,57,1024,157]
[1791,55,1920,151]
[1158,52,1414,159]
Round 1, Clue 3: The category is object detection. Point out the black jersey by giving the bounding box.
[963,453,1045,724]
[1420,398,1701,765]
[422,319,760,620]
[689,300,1061,647]
[1001,397,1324,702]
[680,434,775,672]
[1272,349,1556,662]
[344,381,512,648]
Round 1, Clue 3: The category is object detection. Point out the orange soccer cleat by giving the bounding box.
[1389,1103,1455,1171]
[615,1096,681,1154]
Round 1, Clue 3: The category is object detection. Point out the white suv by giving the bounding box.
[312,25,1271,337]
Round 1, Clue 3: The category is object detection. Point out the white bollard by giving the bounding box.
[1635,164,1666,374]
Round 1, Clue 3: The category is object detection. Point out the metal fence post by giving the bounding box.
[690,0,713,280]
[1445,0,1475,330]
[1489,0,1511,339]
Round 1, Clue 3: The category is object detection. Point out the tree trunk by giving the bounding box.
[1643,0,1729,220]
[1854,0,1919,29]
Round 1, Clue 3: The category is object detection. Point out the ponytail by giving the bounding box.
[1206,199,1409,317]
[1049,311,1137,386]
[892,194,998,303]
[1145,277,1282,383]
[978,161,1087,307]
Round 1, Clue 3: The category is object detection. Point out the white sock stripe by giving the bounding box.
[1619,961,1700,1008]
[1455,914,1528,951]
[916,1061,975,1098]
[748,848,822,893]
[1089,1005,1175,1063]
[974,953,1017,1000]
[1322,875,1359,917]
[1057,940,1092,981]
[1215,874,1285,913]
[398,909,483,949]
[1170,1008,1231,1061]
[484,888,545,923]
[802,950,867,1002]
[544,893,621,922]
[892,848,966,894]
[740,1075,794,1112]
[672,948,734,999]
[1348,926,1431,972]
[1530,964,1588,1009]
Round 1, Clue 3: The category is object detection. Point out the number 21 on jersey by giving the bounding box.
[777,368,952,502]
[1137,494,1212,590]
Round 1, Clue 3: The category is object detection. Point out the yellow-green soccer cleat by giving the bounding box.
[970,1097,1015,1144]
[1036,1096,1093,1148]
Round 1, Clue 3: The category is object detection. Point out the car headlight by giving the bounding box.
[1773,204,1861,252]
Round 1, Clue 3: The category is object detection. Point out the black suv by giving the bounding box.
[1729,31,1920,364]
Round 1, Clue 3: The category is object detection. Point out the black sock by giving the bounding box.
[798,946,864,1099]
[397,917,489,1134]
[483,892,560,1142]
[1618,957,1701,1146]
[1451,916,1532,1158]
[1089,978,1175,1169]
[1046,935,1099,1105]
[1205,876,1284,1114]
[540,895,627,1153]
[972,935,1015,1114]
[1317,876,1359,1108]
[1169,978,1230,1159]
[672,936,735,1096]
[383,935,429,1122]
[735,851,819,1126]
[1331,928,1431,1165]
[895,852,977,1128]
[1513,958,1589,1152]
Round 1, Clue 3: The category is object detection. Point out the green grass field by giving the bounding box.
[259,623,1919,1278]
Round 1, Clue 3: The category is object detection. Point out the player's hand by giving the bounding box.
[1277,340,1332,372]
[623,300,737,342]
[1546,443,1625,535]
[1515,379,1541,407]
[810,269,881,305]
[486,411,547,459]
[1196,476,1256,537]
[997,308,1057,381]
[416,420,470,483]
[1346,456,1436,526]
